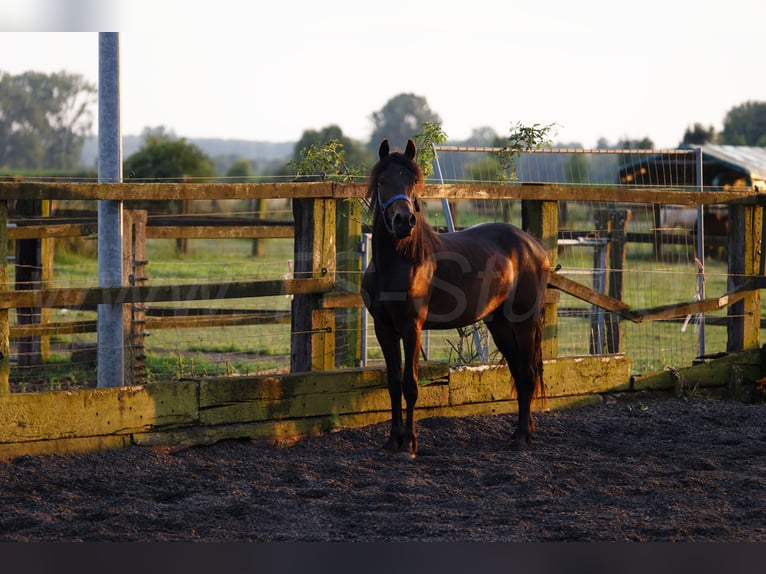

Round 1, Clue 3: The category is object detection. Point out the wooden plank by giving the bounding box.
[335,197,363,367]
[333,181,757,205]
[0,181,338,201]
[549,270,765,324]
[632,348,761,393]
[199,381,450,426]
[0,200,8,394]
[743,204,763,349]
[447,355,631,405]
[134,393,604,451]
[291,198,336,372]
[314,198,336,370]
[200,368,387,406]
[548,271,633,316]
[630,290,750,322]
[727,203,762,351]
[146,225,293,239]
[134,415,394,449]
[0,382,198,442]
[1,181,758,206]
[321,292,364,309]
[523,199,559,358]
[0,277,333,310]
[10,320,97,338]
[145,311,291,330]
[543,354,632,396]
[7,223,97,240]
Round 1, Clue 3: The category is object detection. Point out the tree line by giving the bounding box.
[2,70,765,178]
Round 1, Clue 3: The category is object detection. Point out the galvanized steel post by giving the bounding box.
[97,32,124,387]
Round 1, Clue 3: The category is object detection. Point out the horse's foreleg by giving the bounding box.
[375,320,404,451]
[401,325,422,457]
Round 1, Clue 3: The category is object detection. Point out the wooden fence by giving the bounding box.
[0,180,763,458]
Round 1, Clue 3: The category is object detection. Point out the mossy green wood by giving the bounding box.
[631,348,761,393]
[448,355,631,405]
[0,200,8,395]
[0,382,198,442]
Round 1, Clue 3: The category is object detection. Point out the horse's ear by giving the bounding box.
[378,139,390,160]
[405,139,416,160]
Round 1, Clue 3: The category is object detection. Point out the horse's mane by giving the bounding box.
[366,151,443,264]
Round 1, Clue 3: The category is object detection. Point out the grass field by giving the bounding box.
[8,199,760,388]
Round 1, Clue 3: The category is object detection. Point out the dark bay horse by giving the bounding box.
[361,139,550,456]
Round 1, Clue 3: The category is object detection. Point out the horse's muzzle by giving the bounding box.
[392,212,417,239]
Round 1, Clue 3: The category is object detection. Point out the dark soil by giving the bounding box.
[1,394,764,541]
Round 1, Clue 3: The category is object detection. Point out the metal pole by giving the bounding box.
[432,144,488,362]
[695,147,705,357]
[359,233,370,367]
[97,32,124,387]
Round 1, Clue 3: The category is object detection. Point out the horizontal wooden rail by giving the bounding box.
[9,310,293,339]
[0,278,333,310]
[146,225,293,240]
[0,181,759,205]
[550,271,766,324]
[10,320,96,338]
[8,223,97,240]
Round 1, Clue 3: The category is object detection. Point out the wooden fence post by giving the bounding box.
[291,197,336,372]
[522,199,559,359]
[250,198,266,257]
[0,200,9,394]
[14,198,49,366]
[334,198,362,367]
[123,210,148,385]
[652,204,663,261]
[594,208,630,353]
[727,203,762,351]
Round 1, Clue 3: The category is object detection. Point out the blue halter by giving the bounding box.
[377,182,418,234]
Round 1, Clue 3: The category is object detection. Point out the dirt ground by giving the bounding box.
[0,393,764,542]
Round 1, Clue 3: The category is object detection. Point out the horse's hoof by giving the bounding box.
[510,437,532,451]
[382,438,401,452]
[397,449,416,460]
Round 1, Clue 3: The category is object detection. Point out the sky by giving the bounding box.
[1,0,764,150]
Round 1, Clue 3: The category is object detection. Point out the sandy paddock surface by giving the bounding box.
[0,394,764,542]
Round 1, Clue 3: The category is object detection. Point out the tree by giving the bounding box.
[0,70,96,170]
[720,101,766,146]
[123,127,218,251]
[368,93,441,151]
[123,127,217,182]
[225,158,256,180]
[616,137,654,150]
[465,126,499,146]
[291,125,371,171]
[681,123,717,146]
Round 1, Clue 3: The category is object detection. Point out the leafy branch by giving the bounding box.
[288,139,363,182]
[497,121,558,181]
[413,121,448,178]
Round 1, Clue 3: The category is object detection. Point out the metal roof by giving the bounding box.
[618,145,766,190]
[698,145,766,189]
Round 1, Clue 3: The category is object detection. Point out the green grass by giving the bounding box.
[10,199,761,387]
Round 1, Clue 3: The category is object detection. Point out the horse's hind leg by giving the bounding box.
[485,316,542,449]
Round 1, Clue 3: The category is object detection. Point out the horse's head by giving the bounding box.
[371,139,422,239]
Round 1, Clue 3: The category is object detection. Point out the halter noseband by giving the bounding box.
[376,181,419,234]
